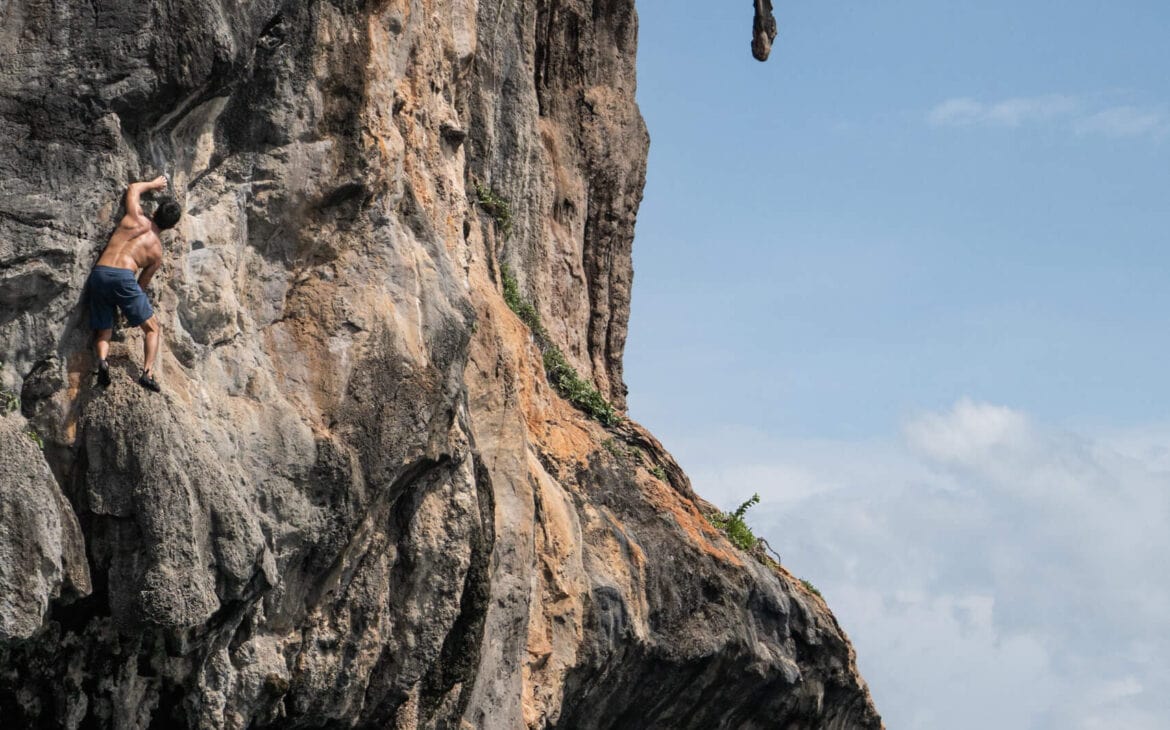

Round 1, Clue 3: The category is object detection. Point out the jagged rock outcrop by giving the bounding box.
[0,1,878,728]
[0,414,90,640]
[752,0,779,62]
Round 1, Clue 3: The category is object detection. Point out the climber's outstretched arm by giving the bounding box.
[124,176,168,220]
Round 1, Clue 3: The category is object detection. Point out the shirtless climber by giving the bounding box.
[87,176,181,392]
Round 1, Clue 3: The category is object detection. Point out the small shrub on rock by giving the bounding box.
[474,183,513,239]
[707,493,762,552]
[500,265,620,426]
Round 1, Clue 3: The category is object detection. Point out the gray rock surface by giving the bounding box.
[0,0,878,728]
[753,0,780,62]
[0,415,90,640]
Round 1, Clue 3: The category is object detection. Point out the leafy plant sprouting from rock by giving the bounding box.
[1,361,19,413]
[703,491,829,596]
[602,437,674,480]
[601,437,632,461]
[1,361,37,445]
[543,348,619,426]
[474,182,513,239]
[501,265,540,331]
[708,493,762,552]
[2,387,18,414]
[500,265,620,426]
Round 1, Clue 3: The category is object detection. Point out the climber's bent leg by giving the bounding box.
[95,329,112,362]
[138,316,161,392]
[94,329,113,386]
[139,316,159,372]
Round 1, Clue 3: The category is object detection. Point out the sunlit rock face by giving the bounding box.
[0,1,879,728]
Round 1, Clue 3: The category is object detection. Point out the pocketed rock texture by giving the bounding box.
[752,0,779,62]
[0,1,880,728]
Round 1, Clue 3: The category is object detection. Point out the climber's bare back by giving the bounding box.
[96,212,162,273]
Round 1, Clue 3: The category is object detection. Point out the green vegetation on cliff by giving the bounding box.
[500,265,620,426]
[474,183,514,239]
[707,493,762,552]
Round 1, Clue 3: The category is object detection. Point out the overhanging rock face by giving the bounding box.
[0,1,880,728]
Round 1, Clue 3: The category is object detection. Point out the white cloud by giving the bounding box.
[928,95,1081,128]
[1074,106,1169,139]
[927,97,985,126]
[927,94,1169,139]
[904,397,1032,465]
[680,404,1170,730]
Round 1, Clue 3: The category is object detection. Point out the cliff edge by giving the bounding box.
[0,1,880,728]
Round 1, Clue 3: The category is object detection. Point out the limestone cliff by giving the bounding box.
[0,1,879,728]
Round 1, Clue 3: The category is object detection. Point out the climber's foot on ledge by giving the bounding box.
[138,370,160,393]
[96,359,111,387]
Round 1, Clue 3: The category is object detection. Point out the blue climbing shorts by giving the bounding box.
[87,265,153,329]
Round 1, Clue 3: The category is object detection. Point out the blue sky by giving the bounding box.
[625,2,1170,727]
[628,0,1170,438]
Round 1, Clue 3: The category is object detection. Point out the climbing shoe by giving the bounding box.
[138,371,161,393]
[96,359,111,387]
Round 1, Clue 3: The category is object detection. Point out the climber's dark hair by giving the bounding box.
[153,197,182,230]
